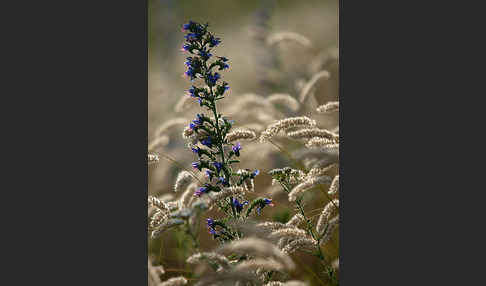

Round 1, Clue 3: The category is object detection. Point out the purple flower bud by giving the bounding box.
[232,143,241,157]
[213,162,223,173]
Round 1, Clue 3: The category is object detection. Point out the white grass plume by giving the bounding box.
[234,258,285,272]
[286,128,338,141]
[288,176,332,202]
[286,214,305,227]
[159,276,187,286]
[217,237,295,270]
[154,118,188,138]
[266,93,300,112]
[316,199,339,235]
[328,175,339,196]
[265,281,308,286]
[148,136,170,151]
[173,171,193,193]
[281,238,317,254]
[317,101,339,113]
[319,215,339,245]
[260,116,316,142]
[267,32,312,48]
[186,252,230,269]
[270,227,308,240]
[299,70,330,103]
[225,129,257,142]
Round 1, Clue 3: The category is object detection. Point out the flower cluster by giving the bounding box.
[181,21,260,201]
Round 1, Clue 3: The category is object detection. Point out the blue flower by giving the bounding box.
[207,218,215,227]
[185,32,199,41]
[187,86,197,97]
[181,44,191,52]
[191,146,202,156]
[207,72,220,86]
[194,186,208,197]
[257,198,274,215]
[192,114,204,126]
[232,198,248,213]
[206,170,214,180]
[185,67,195,79]
[199,49,212,60]
[232,143,241,157]
[218,176,229,186]
[263,198,274,206]
[222,63,229,70]
[251,169,260,178]
[213,161,223,173]
[208,228,216,235]
[201,137,213,148]
[191,161,200,170]
[182,21,196,31]
[209,35,221,47]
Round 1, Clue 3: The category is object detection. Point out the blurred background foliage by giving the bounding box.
[149,1,339,285]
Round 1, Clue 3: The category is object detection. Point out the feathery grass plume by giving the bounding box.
[265,281,308,286]
[154,118,188,138]
[194,271,258,286]
[159,276,188,286]
[217,237,295,270]
[186,252,231,269]
[225,129,257,142]
[286,213,304,226]
[174,95,194,113]
[148,196,170,212]
[179,182,197,208]
[260,116,316,142]
[151,218,185,238]
[148,135,170,151]
[328,175,339,196]
[256,221,289,231]
[306,164,338,178]
[305,137,339,149]
[298,70,330,103]
[288,175,332,202]
[266,32,312,48]
[317,101,339,113]
[316,199,339,234]
[286,128,338,141]
[281,238,317,254]
[266,93,300,112]
[148,153,160,164]
[270,227,308,240]
[319,215,339,245]
[149,210,169,229]
[234,258,285,272]
[309,47,339,74]
[174,171,193,193]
